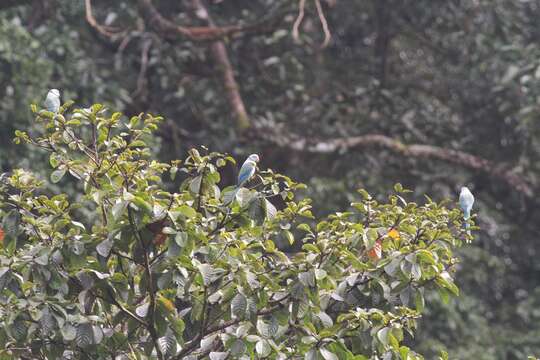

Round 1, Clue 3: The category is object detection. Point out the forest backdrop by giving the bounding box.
[1,0,540,358]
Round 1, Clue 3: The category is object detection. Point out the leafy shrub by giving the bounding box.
[0,102,469,359]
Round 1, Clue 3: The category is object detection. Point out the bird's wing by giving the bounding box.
[237,161,255,186]
[44,94,59,112]
[459,192,474,212]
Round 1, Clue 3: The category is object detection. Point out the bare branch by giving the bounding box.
[138,0,285,42]
[258,130,534,197]
[84,0,124,38]
[189,0,250,131]
[314,0,331,48]
[292,0,332,48]
[292,0,306,43]
[131,36,153,100]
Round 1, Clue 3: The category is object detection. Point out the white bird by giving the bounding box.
[459,186,475,230]
[237,154,259,187]
[226,154,260,205]
[44,89,61,114]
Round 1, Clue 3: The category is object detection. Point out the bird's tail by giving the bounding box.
[223,186,240,206]
[463,210,471,231]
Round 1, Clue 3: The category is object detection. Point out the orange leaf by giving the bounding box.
[388,229,400,240]
[367,239,382,260]
[158,295,176,313]
[0,227,4,246]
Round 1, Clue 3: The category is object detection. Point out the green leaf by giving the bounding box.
[400,346,410,360]
[436,271,459,296]
[377,327,391,346]
[384,257,401,276]
[190,176,202,194]
[315,269,327,280]
[438,287,451,304]
[248,196,266,223]
[231,293,247,319]
[256,339,272,357]
[136,301,150,318]
[439,349,449,360]
[157,328,177,356]
[198,264,225,286]
[177,205,197,219]
[302,243,320,253]
[299,271,315,287]
[170,166,178,180]
[61,324,77,341]
[34,253,49,266]
[416,250,436,265]
[9,319,28,341]
[2,210,20,236]
[96,239,113,257]
[49,154,59,168]
[112,201,128,220]
[50,167,66,183]
[320,347,339,360]
[76,323,94,348]
[210,352,229,360]
[411,263,422,281]
[92,325,103,345]
[305,349,318,360]
[230,339,246,356]
[257,316,278,338]
[264,198,277,219]
[128,140,146,148]
[316,311,333,327]
[284,230,294,245]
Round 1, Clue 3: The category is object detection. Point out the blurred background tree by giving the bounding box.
[0,0,539,358]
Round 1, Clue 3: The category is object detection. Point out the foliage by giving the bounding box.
[0,103,469,359]
[1,0,540,357]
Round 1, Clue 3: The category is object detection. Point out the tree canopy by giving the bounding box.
[1,103,468,359]
[0,0,539,358]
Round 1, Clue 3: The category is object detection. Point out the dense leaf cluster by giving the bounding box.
[0,104,468,359]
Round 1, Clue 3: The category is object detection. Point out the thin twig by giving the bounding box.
[314,0,331,48]
[128,207,164,360]
[132,36,153,99]
[292,0,306,43]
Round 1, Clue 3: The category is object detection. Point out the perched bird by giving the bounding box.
[459,186,475,229]
[44,89,61,114]
[226,154,260,204]
[237,154,260,187]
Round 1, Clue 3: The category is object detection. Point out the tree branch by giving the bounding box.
[127,207,164,360]
[258,130,534,197]
[314,0,331,49]
[137,0,285,42]
[173,305,278,359]
[189,0,250,131]
[84,0,124,38]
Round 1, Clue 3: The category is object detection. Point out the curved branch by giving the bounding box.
[138,0,285,42]
[189,0,250,131]
[314,0,331,48]
[292,0,306,43]
[259,130,534,197]
[84,0,124,38]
